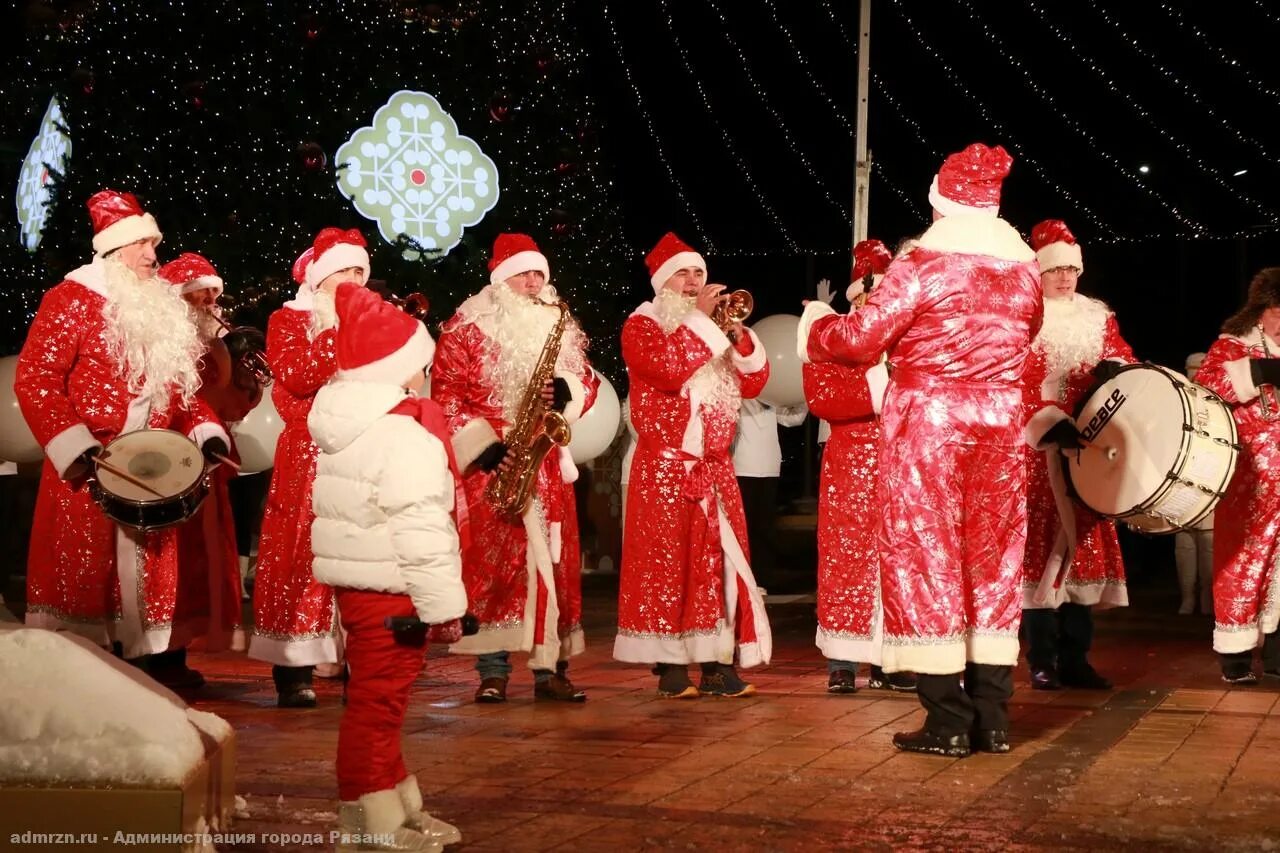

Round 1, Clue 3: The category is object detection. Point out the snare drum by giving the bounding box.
[1065,363,1239,534]
[89,429,209,530]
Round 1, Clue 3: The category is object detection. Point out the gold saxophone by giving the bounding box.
[484,300,573,517]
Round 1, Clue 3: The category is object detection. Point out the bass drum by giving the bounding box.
[1065,363,1239,534]
[90,429,209,530]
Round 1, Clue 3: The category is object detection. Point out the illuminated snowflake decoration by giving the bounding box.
[16,97,72,252]
[336,90,499,258]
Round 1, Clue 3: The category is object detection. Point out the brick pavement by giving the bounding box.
[184,578,1279,852]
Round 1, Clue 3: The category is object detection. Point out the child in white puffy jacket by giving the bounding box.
[308,283,467,853]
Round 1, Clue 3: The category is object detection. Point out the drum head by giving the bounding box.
[97,429,204,502]
[1067,365,1187,517]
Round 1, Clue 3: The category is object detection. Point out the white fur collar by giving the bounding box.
[1223,326,1280,354]
[915,214,1036,262]
[64,258,107,297]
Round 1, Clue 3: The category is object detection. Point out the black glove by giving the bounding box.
[1250,358,1280,387]
[1044,419,1084,450]
[550,377,572,413]
[475,441,508,472]
[202,437,229,465]
[1091,360,1125,383]
[76,444,102,473]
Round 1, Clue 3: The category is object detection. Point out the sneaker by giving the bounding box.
[827,669,857,694]
[474,677,508,704]
[868,666,917,692]
[277,685,317,708]
[698,664,756,698]
[656,665,699,699]
[1030,668,1063,691]
[534,673,586,702]
[1222,671,1259,686]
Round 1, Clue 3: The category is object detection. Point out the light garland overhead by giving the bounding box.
[1160,1,1280,109]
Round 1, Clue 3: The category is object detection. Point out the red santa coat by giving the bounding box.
[16,262,228,658]
[805,359,888,665]
[430,306,598,670]
[800,215,1041,675]
[248,306,341,666]
[174,444,245,653]
[1191,330,1280,653]
[615,303,772,668]
[1020,298,1135,610]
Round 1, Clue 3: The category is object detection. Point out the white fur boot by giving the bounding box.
[335,789,440,852]
[396,775,461,846]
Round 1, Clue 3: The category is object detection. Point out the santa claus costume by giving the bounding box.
[308,284,466,851]
[806,239,907,694]
[431,234,598,703]
[1019,220,1135,692]
[249,228,369,707]
[615,232,772,699]
[16,191,228,663]
[1191,267,1280,684]
[145,253,250,687]
[800,145,1041,756]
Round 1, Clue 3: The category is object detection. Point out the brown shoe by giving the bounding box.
[534,673,586,702]
[475,677,508,703]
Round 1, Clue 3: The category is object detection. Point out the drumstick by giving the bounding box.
[93,457,167,498]
[210,452,241,472]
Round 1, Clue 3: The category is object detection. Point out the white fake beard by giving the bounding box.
[191,304,224,343]
[1036,295,1107,376]
[101,256,203,411]
[651,288,742,416]
[309,290,337,340]
[487,283,588,424]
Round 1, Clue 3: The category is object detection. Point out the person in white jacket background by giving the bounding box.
[309,283,468,852]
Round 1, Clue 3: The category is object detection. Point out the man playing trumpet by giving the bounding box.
[431,233,598,703]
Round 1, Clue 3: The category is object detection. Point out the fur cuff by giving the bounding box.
[358,789,408,835]
[867,361,889,415]
[45,423,100,480]
[680,310,732,358]
[451,418,500,471]
[189,421,231,451]
[1024,405,1071,450]
[796,301,837,364]
[731,328,767,375]
[556,370,588,424]
[1224,357,1260,403]
[395,775,423,813]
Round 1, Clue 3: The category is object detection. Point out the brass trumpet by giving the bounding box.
[387,291,431,323]
[209,310,273,385]
[711,289,753,332]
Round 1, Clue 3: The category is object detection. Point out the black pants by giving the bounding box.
[916,663,1013,736]
[228,471,270,557]
[737,476,779,579]
[1023,603,1093,674]
[1219,631,1280,677]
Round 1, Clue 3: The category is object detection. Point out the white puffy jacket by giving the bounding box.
[308,380,467,625]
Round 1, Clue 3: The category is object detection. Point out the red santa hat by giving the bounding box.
[333,282,435,384]
[927,143,1013,218]
[488,233,550,286]
[87,190,163,256]
[645,232,705,293]
[292,227,371,291]
[847,238,893,301]
[158,252,224,297]
[1030,219,1084,274]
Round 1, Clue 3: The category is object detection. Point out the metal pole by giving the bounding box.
[853,0,872,246]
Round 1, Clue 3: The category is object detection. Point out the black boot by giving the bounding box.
[970,729,1011,754]
[147,648,206,690]
[655,663,698,699]
[698,662,756,698]
[892,728,970,757]
[273,665,317,708]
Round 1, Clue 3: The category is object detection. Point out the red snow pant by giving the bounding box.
[335,589,426,802]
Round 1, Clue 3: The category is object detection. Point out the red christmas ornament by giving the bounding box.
[71,67,94,96]
[300,13,322,41]
[488,92,512,123]
[183,80,207,110]
[423,3,444,31]
[533,47,557,75]
[297,141,327,172]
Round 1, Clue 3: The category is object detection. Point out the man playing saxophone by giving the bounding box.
[431,233,599,703]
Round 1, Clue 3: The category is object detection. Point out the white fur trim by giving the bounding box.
[928,175,999,218]
[358,789,408,835]
[395,775,424,815]
[451,417,500,471]
[1036,242,1083,273]
[815,626,881,667]
[558,445,579,484]
[64,260,107,297]
[489,250,550,286]
[866,361,889,415]
[967,632,1021,666]
[880,635,966,675]
[731,328,767,375]
[92,212,162,255]
[181,275,224,296]
[613,624,735,665]
[1024,405,1071,449]
[650,251,706,292]
[1224,357,1260,403]
[304,242,370,290]
[45,423,99,480]
[796,300,838,364]
[718,504,772,668]
[915,214,1036,262]
[680,310,732,356]
[522,499,563,671]
[247,632,339,666]
[557,370,588,424]
[115,528,172,658]
[337,322,435,385]
[846,280,864,302]
[189,421,231,452]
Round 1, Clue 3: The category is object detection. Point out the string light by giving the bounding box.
[702,0,850,226]
[657,0,798,252]
[1082,0,1276,166]
[883,0,1118,237]
[872,75,943,162]
[758,0,853,135]
[598,0,713,252]
[1159,2,1280,109]
[944,0,1209,235]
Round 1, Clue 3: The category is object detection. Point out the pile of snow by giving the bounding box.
[0,627,229,786]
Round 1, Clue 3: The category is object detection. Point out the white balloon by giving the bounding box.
[231,384,284,474]
[750,314,805,408]
[0,355,43,464]
[568,372,622,465]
